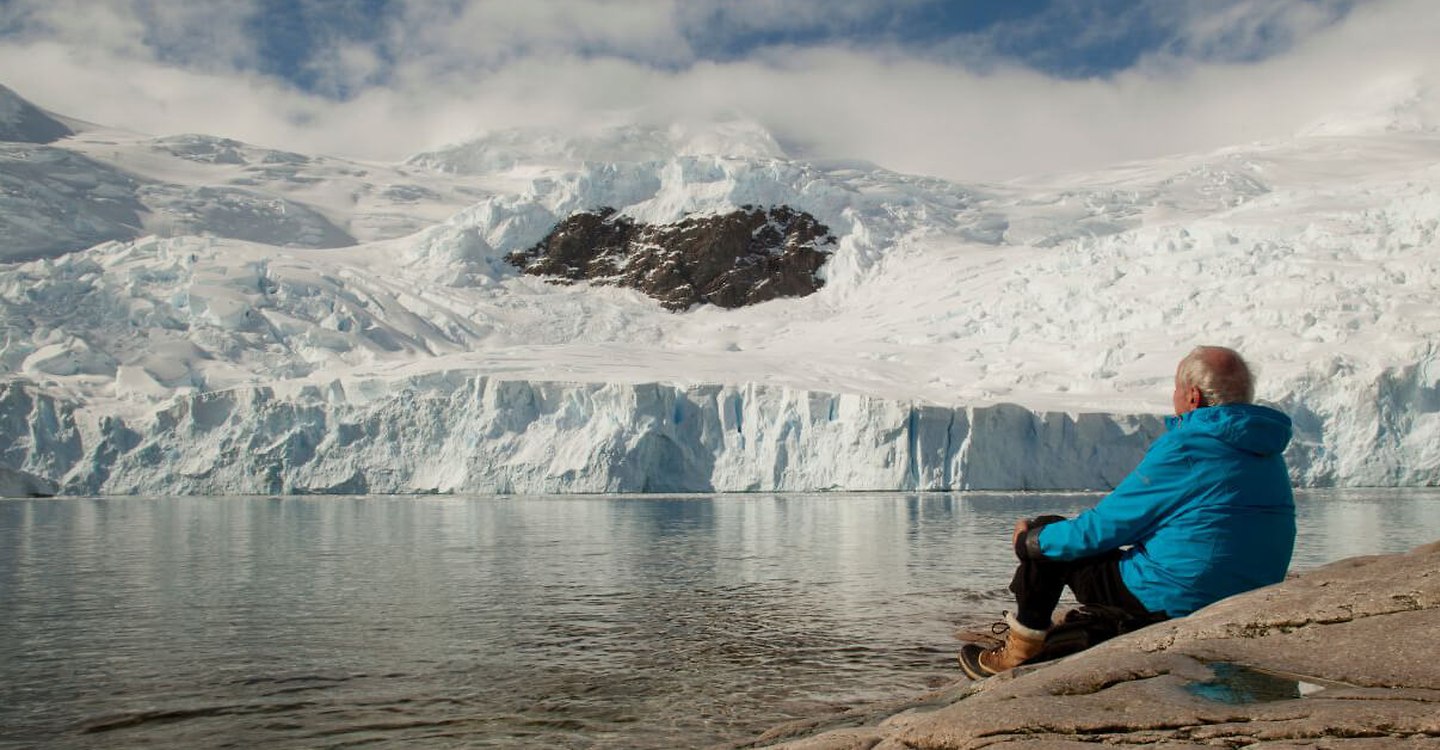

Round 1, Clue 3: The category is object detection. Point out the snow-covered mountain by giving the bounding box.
[0,83,74,144]
[1,82,1437,494]
[0,84,511,263]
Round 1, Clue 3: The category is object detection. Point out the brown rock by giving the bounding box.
[507,205,836,310]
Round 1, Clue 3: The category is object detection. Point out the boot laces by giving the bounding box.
[982,612,1014,655]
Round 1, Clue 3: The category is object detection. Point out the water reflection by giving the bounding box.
[1291,487,1440,568]
[0,489,1435,749]
[1185,662,1314,704]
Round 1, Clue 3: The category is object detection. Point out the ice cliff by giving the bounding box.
[3,360,1432,495]
[0,377,1164,495]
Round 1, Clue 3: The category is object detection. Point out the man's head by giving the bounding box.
[1172,346,1254,416]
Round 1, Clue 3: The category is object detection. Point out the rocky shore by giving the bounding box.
[739,540,1440,749]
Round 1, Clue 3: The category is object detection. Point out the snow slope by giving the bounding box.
[0,113,520,262]
[0,83,72,144]
[1,86,1437,493]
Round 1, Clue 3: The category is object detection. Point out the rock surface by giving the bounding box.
[738,540,1440,749]
[507,205,836,310]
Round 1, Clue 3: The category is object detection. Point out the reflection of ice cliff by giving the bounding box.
[3,83,1440,493]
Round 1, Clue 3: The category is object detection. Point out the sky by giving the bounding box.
[0,0,1436,180]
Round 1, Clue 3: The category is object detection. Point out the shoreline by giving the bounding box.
[735,539,1440,749]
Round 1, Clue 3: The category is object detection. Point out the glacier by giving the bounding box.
[0,376,1166,495]
[2,84,1439,494]
[3,360,1433,495]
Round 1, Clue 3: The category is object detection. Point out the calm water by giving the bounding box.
[2,490,1437,749]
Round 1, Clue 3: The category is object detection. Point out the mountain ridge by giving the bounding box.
[0,83,73,144]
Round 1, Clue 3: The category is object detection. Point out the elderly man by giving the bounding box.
[959,346,1296,679]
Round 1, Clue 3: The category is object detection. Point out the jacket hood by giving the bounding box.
[1166,403,1293,456]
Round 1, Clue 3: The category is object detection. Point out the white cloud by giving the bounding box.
[1,0,1436,181]
[384,0,694,72]
[0,0,262,69]
[1152,0,1354,64]
[303,41,387,97]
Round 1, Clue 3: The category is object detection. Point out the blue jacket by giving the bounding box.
[1033,403,1296,617]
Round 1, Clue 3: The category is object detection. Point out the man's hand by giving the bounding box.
[1014,515,1065,560]
[1012,518,1032,549]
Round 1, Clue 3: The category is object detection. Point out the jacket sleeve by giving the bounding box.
[1034,433,1194,561]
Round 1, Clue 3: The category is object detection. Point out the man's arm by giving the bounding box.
[1018,435,1194,561]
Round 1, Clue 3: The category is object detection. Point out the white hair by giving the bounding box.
[1178,346,1254,406]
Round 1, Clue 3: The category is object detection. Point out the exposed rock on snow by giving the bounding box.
[743,540,1440,749]
[507,205,837,309]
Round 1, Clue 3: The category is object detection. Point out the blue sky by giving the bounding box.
[0,0,1434,180]
[157,0,1353,92]
[239,0,1183,91]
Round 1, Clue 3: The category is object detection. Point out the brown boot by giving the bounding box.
[958,612,1048,679]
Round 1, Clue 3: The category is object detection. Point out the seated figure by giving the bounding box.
[960,346,1297,679]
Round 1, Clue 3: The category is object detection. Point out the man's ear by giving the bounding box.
[1187,386,1206,410]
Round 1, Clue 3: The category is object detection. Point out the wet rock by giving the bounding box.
[507,205,836,310]
[739,540,1440,749]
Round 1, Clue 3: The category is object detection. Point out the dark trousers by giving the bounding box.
[1009,548,1157,632]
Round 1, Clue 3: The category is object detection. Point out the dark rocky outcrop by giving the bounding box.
[507,206,837,310]
[740,540,1440,749]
